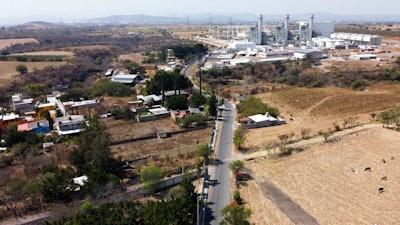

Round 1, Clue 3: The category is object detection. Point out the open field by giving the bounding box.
[59,45,111,51]
[234,82,400,224]
[11,51,74,56]
[118,53,144,64]
[103,116,212,172]
[0,61,67,79]
[242,84,400,150]
[242,126,400,225]
[0,38,38,50]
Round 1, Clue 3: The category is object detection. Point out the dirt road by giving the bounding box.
[256,180,320,225]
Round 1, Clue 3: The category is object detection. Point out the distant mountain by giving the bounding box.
[84,13,400,25]
[14,21,59,29]
[84,14,185,24]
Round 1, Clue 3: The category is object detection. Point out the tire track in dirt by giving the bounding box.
[255,180,320,225]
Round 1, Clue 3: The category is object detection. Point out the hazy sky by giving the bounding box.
[3,0,400,20]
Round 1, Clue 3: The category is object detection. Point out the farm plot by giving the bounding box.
[0,61,67,79]
[0,38,38,50]
[11,51,74,57]
[242,126,400,225]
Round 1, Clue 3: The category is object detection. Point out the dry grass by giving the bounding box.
[59,45,111,51]
[11,51,74,56]
[243,126,400,225]
[244,83,400,149]
[0,38,38,50]
[118,53,144,64]
[0,61,67,79]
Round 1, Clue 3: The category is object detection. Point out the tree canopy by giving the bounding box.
[237,96,279,117]
[145,70,192,95]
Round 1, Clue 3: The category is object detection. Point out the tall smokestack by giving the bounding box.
[258,14,263,45]
[309,14,314,41]
[284,14,289,42]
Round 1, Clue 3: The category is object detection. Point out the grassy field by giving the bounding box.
[0,61,67,79]
[0,38,38,50]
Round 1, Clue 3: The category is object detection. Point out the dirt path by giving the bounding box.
[255,180,320,225]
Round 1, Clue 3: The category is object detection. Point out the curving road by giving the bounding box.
[206,100,235,225]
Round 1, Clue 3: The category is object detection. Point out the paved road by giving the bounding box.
[206,100,235,225]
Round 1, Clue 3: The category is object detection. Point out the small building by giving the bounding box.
[240,112,285,129]
[105,69,114,76]
[293,49,324,60]
[112,74,140,85]
[53,115,85,135]
[137,95,162,105]
[349,54,377,60]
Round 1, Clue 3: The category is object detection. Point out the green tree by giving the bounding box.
[140,166,163,194]
[208,94,218,117]
[22,83,51,98]
[229,160,244,173]
[40,168,77,202]
[68,118,126,195]
[89,79,134,97]
[189,94,206,107]
[196,143,210,165]
[220,204,252,225]
[237,96,279,118]
[4,124,26,147]
[233,127,245,150]
[165,95,188,110]
[15,64,28,74]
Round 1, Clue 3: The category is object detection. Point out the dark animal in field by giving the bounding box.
[378,187,385,193]
[381,176,387,181]
[391,156,395,160]
[350,167,355,172]
[382,159,386,163]
[364,167,371,171]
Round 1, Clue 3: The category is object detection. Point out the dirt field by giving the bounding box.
[236,82,400,225]
[0,61,67,79]
[0,38,38,50]
[104,117,212,171]
[242,126,400,225]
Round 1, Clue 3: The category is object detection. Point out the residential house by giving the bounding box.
[53,115,86,135]
[18,119,51,134]
[0,113,23,132]
[11,93,35,115]
[240,112,285,129]
[137,95,162,105]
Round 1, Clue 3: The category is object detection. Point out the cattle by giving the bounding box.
[391,156,395,160]
[381,176,387,181]
[350,167,355,172]
[378,187,385,193]
[382,159,386,163]
[364,167,371,171]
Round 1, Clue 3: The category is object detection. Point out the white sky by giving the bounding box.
[2,0,399,19]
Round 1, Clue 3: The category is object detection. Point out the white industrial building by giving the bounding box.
[227,41,256,50]
[293,49,324,60]
[330,33,382,45]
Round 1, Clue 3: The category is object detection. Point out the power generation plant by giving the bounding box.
[209,14,335,46]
